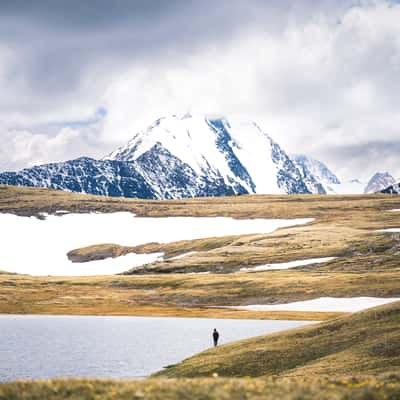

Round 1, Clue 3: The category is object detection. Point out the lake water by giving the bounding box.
[0,315,312,382]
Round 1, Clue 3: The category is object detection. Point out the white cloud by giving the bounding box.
[0,123,110,171]
[1,0,400,180]
[98,0,400,180]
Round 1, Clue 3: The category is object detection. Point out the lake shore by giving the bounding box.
[0,315,311,382]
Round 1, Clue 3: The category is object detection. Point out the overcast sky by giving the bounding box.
[0,0,399,181]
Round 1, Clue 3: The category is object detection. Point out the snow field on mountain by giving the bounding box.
[231,297,399,312]
[109,115,239,182]
[222,119,280,193]
[239,257,336,272]
[0,212,313,276]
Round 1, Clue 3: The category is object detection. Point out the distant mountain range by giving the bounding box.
[0,114,397,198]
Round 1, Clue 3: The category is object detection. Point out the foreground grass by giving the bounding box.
[156,301,400,379]
[1,375,400,400]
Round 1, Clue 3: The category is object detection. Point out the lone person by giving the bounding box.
[212,328,220,347]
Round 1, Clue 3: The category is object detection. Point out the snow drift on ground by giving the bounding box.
[239,257,336,272]
[232,297,399,312]
[0,212,312,276]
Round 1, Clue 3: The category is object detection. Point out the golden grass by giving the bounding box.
[2,184,400,221]
[155,301,400,379]
[1,375,400,400]
[0,270,398,319]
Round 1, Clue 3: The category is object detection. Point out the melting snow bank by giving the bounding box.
[0,212,313,276]
[240,257,336,272]
[230,297,400,313]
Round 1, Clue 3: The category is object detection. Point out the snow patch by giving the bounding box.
[231,297,399,312]
[0,212,312,276]
[239,257,336,272]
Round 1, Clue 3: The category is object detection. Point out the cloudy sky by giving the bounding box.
[0,0,399,181]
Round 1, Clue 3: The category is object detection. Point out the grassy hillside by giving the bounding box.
[155,301,400,378]
[1,375,400,400]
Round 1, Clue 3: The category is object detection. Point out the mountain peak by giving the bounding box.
[365,172,396,194]
[106,114,308,195]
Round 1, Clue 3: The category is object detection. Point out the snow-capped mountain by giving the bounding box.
[381,182,400,194]
[291,154,340,194]
[106,114,310,195]
[0,114,312,198]
[364,172,396,194]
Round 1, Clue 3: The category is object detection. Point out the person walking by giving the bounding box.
[212,328,219,347]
